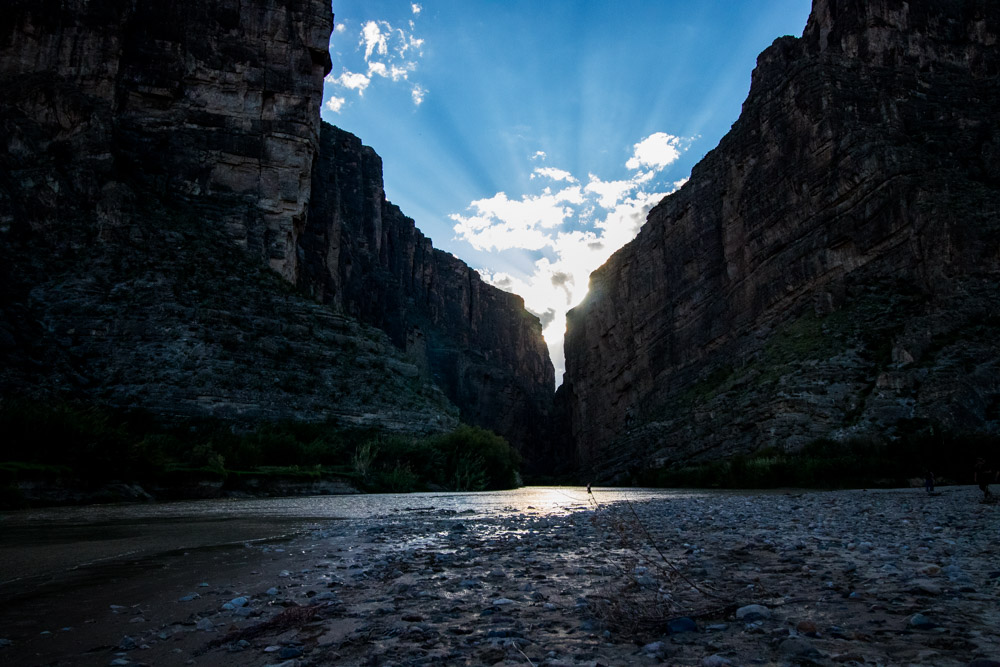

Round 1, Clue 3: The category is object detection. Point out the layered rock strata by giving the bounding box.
[563,0,1000,479]
[1,0,332,281]
[0,1,459,433]
[300,125,556,460]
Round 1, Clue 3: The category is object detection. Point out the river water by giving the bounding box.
[0,487,690,590]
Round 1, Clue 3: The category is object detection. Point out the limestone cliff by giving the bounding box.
[0,0,458,433]
[1,0,332,281]
[563,0,1000,480]
[300,125,556,461]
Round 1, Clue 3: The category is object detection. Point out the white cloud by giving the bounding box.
[584,175,634,209]
[411,3,422,14]
[361,21,389,60]
[391,64,412,81]
[325,95,345,113]
[335,23,347,34]
[626,132,683,170]
[325,16,426,110]
[532,167,577,183]
[454,133,692,380]
[333,70,371,93]
[451,186,585,252]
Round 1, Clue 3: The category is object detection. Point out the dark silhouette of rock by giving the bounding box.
[563,0,1000,480]
[0,0,554,454]
[0,1,459,433]
[300,125,555,463]
[1,0,332,282]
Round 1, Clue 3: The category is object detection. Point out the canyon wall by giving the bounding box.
[563,0,1000,480]
[0,0,459,433]
[300,125,556,461]
[1,0,332,281]
[0,0,555,450]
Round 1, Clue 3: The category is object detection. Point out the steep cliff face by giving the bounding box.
[301,125,556,461]
[0,1,459,433]
[0,0,332,281]
[563,0,1000,479]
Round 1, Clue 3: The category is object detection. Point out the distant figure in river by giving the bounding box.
[974,458,996,501]
[924,470,935,494]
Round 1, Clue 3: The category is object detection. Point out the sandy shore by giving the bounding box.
[0,486,998,666]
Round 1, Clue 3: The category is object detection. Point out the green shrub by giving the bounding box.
[377,462,419,493]
[0,398,523,496]
[640,427,1000,490]
[425,425,521,491]
[352,440,378,481]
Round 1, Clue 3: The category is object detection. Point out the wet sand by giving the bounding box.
[0,486,997,666]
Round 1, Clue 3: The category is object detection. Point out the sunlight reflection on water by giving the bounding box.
[1,486,700,526]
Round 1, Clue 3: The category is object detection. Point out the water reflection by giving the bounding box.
[0,487,700,585]
[1,486,692,526]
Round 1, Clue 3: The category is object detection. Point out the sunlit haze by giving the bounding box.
[322,1,813,382]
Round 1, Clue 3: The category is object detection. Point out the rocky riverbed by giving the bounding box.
[1,486,998,666]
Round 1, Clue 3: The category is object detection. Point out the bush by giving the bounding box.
[0,397,523,495]
[425,425,521,491]
[640,428,1000,490]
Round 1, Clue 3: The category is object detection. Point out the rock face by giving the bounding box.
[563,0,1000,480]
[300,125,556,460]
[0,0,332,281]
[0,0,459,433]
[0,0,554,449]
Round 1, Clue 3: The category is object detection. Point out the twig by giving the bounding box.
[513,642,537,666]
[620,494,723,599]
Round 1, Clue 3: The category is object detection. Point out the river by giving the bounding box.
[0,486,687,591]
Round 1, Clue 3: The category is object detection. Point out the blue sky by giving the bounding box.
[322,1,813,380]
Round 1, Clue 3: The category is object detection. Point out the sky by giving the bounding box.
[321,1,814,382]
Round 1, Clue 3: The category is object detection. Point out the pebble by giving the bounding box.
[779,636,823,659]
[910,580,942,595]
[796,620,818,635]
[702,656,732,667]
[668,616,698,633]
[642,641,665,655]
[909,613,937,629]
[735,604,770,621]
[9,487,997,667]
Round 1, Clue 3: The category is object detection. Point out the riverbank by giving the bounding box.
[1,486,997,666]
[2,469,363,508]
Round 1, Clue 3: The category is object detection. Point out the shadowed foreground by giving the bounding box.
[0,487,997,666]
